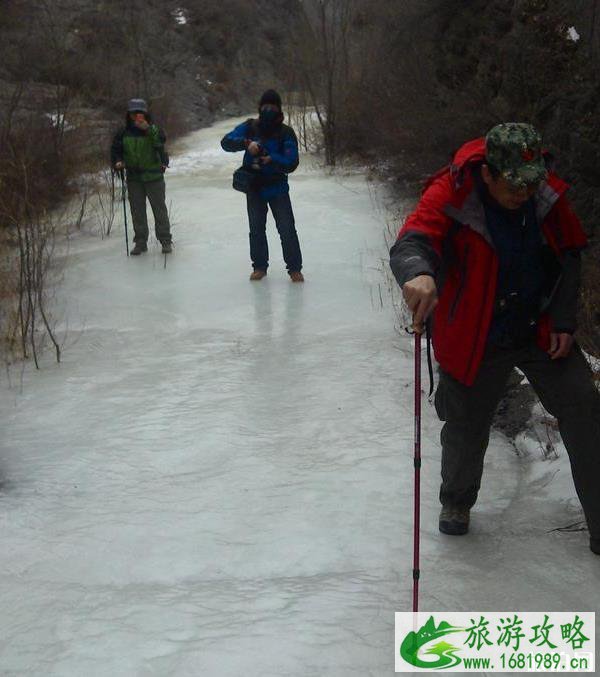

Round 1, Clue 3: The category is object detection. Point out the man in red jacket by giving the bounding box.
[390,123,600,555]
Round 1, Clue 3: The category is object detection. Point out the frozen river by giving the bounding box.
[0,117,598,676]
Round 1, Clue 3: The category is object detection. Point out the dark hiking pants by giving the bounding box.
[246,191,302,273]
[435,341,600,538]
[127,177,172,244]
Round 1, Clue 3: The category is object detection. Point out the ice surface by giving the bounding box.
[0,118,598,676]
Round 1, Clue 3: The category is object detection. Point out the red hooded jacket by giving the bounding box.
[390,138,587,386]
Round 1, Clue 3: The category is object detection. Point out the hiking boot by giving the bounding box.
[289,271,304,283]
[161,241,172,254]
[130,242,148,255]
[591,537,600,555]
[439,505,470,536]
[249,269,267,281]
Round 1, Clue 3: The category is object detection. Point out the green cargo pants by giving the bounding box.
[435,341,600,538]
[127,177,172,244]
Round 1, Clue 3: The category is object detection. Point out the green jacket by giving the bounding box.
[111,123,169,183]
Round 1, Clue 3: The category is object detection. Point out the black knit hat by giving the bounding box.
[258,89,282,111]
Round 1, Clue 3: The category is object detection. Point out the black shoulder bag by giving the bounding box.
[231,121,286,194]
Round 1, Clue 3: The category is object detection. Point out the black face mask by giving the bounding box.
[259,109,280,128]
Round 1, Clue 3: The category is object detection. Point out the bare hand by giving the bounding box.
[548,332,574,360]
[114,161,124,171]
[259,155,272,165]
[134,118,149,131]
[247,141,261,156]
[402,274,438,333]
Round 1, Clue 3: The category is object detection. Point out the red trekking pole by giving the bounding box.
[412,326,422,612]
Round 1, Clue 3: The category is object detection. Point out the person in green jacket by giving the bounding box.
[111,99,173,255]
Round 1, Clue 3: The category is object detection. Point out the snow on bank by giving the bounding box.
[172,8,187,25]
[46,111,76,131]
[0,117,598,676]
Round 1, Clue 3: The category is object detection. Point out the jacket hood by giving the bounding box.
[451,138,487,171]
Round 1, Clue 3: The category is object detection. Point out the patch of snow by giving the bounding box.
[566,26,580,42]
[583,349,600,374]
[46,112,75,131]
[172,8,187,25]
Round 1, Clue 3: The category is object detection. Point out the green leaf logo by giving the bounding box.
[400,616,464,670]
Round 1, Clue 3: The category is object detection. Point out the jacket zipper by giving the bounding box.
[464,258,495,383]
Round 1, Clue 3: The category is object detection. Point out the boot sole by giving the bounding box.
[439,521,469,536]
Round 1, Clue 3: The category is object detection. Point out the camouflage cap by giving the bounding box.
[485,123,548,188]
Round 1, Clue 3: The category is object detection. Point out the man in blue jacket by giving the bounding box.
[221,90,304,281]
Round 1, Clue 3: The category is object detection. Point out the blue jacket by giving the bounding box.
[221,119,299,200]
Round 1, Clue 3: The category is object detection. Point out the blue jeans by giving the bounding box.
[246,192,302,273]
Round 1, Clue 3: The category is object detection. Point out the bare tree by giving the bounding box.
[0,155,62,366]
[295,0,355,166]
[0,81,67,366]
